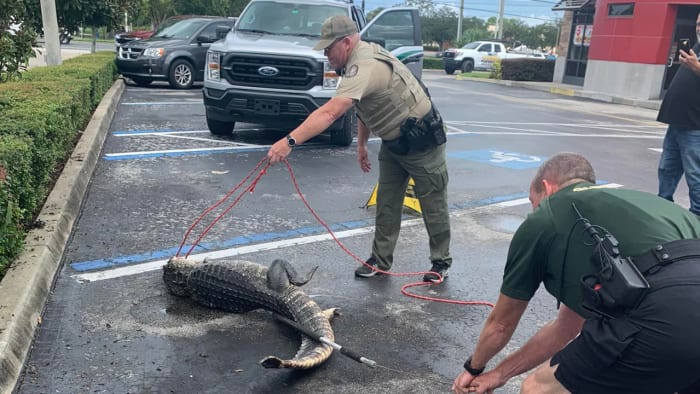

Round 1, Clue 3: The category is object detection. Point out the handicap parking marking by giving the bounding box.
[448,149,545,169]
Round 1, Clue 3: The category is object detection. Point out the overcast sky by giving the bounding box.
[363,0,562,25]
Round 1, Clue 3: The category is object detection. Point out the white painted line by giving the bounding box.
[649,148,662,153]
[115,130,211,136]
[104,146,255,158]
[120,100,202,106]
[72,183,624,283]
[447,121,661,128]
[445,125,663,139]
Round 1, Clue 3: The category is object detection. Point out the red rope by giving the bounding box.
[176,156,494,308]
[282,160,494,308]
[175,157,270,258]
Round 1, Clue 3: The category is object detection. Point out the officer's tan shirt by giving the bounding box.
[335,41,430,140]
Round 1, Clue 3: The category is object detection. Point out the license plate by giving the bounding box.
[254,99,280,115]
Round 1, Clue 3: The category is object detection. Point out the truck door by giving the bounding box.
[360,7,423,80]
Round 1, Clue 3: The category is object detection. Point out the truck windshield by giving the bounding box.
[237,1,347,36]
[154,19,210,39]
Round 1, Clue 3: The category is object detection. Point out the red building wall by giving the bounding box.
[588,0,692,64]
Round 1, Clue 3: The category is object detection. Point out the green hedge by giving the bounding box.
[423,57,443,70]
[501,58,555,82]
[0,51,117,278]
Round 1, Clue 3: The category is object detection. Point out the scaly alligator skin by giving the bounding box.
[163,256,337,369]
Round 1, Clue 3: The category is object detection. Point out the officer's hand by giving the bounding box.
[452,371,476,394]
[267,139,292,164]
[358,145,371,173]
[466,370,507,394]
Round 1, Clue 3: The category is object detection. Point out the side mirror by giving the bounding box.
[216,26,231,40]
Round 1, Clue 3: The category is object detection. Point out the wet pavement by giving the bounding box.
[14,72,672,393]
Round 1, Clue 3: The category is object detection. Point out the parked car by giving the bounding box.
[116,16,236,89]
[202,0,423,145]
[442,41,532,74]
[114,15,206,50]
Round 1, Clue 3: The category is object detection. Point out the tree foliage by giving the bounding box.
[0,0,37,82]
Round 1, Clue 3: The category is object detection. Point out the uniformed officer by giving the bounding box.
[267,15,452,282]
[452,152,700,394]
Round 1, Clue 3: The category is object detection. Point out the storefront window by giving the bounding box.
[564,4,595,85]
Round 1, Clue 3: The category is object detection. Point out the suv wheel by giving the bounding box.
[444,67,455,75]
[331,110,356,146]
[207,116,235,136]
[130,77,153,87]
[169,59,194,89]
[461,59,474,73]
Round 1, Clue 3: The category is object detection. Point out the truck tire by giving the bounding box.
[331,110,356,146]
[461,59,474,73]
[169,59,194,89]
[207,117,235,137]
[444,67,456,75]
[130,77,153,87]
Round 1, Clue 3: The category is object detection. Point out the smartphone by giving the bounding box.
[679,38,691,53]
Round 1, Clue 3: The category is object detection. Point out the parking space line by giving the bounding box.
[120,100,202,106]
[104,146,266,160]
[446,124,664,139]
[70,183,622,283]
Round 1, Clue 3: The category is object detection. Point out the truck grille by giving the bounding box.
[118,46,144,59]
[221,53,322,90]
[442,51,455,59]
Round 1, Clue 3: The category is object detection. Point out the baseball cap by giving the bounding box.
[312,15,358,51]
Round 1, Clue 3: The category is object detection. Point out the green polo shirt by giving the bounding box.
[501,182,700,316]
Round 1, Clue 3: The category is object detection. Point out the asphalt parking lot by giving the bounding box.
[13,73,672,393]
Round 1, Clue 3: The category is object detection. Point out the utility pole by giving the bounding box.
[39,0,61,65]
[456,0,464,43]
[497,0,505,40]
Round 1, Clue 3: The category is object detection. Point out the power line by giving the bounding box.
[432,1,558,22]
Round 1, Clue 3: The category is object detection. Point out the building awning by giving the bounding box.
[551,0,592,11]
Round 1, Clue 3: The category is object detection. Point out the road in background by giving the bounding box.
[16,71,671,393]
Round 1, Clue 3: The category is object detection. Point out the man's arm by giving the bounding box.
[461,301,585,394]
[357,118,371,173]
[267,96,354,163]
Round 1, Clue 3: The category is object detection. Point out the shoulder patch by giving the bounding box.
[345,64,359,78]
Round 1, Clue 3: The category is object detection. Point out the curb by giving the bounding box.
[0,79,125,394]
[455,75,662,111]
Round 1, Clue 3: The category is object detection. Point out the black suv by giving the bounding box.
[116,16,236,89]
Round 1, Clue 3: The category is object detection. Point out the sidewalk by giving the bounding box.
[455,73,662,111]
[27,47,90,69]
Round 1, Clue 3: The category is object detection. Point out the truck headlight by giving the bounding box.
[322,61,340,89]
[143,48,164,58]
[207,51,221,81]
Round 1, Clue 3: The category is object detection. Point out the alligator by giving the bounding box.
[163,256,338,369]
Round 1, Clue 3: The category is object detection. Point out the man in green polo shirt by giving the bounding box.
[452,152,700,394]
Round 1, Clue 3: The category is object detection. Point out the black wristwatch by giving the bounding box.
[286,134,296,148]
[464,356,485,376]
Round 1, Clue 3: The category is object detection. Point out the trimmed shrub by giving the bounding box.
[501,58,555,82]
[0,51,117,277]
[423,57,443,70]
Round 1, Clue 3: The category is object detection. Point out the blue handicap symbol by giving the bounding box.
[448,149,544,169]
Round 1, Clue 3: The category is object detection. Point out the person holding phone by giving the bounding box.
[657,12,700,217]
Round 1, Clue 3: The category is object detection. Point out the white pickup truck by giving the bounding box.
[442,41,535,74]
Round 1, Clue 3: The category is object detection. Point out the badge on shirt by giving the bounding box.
[345,64,359,78]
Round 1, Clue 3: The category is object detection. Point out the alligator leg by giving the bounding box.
[266,258,319,292]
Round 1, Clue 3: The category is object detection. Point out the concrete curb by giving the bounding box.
[0,79,124,394]
[455,75,662,111]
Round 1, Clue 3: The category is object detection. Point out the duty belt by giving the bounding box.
[632,238,700,275]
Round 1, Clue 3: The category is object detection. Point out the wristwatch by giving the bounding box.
[286,134,296,148]
[464,356,485,376]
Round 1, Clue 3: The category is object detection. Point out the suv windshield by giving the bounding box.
[154,19,210,39]
[237,1,347,36]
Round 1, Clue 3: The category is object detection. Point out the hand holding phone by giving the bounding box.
[679,38,691,54]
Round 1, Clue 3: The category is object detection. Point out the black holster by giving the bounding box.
[396,104,446,155]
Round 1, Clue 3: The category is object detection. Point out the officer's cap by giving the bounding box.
[312,15,358,51]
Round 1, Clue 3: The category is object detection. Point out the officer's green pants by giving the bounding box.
[372,143,451,270]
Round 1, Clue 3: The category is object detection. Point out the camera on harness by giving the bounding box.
[572,203,650,316]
